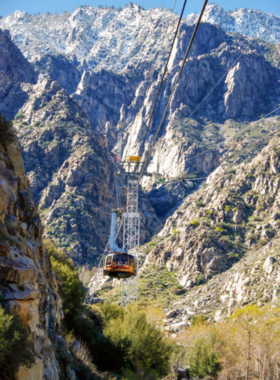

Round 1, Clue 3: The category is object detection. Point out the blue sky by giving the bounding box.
[0,0,279,17]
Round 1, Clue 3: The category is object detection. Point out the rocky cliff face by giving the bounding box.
[0,136,65,379]
[13,74,116,265]
[141,126,280,330]
[120,22,279,207]
[0,29,36,119]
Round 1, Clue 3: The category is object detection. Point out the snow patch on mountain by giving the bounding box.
[187,4,280,44]
[0,3,279,74]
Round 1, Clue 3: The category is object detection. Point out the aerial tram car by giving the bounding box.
[103,253,136,279]
[103,206,137,279]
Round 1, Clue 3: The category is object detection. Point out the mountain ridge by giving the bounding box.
[0,3,279,77]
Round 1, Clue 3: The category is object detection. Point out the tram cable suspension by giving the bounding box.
[156,3,280,172]
[84,216,123,304]
[138,0,209,182]
[125,0,178,162]
[137,0,189,160]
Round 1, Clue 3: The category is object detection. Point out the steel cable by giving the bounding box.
[138,0,209,182]
[137,0,189,161]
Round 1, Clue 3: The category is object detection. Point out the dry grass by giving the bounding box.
[72,339,93,367]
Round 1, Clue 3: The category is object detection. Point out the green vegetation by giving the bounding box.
[103,303,172,378]
[190,220,200,227]
[98,264,185,308]
[188,336,222,378]
[138,265,185,307]
[175,305,280,380]
[215,226,225,233]
[196,201,205,208]
[45,239,85,329]
[14,112,24,120]
[46,240,173,378]
[190,314,208,326]
[0,308,35,379]
[0,113,14,146]
[196,273,205,285]
[224,205,230,212]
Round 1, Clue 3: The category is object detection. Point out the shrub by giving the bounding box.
[190,220,200,227]
[224,205,230,212]
[100,303,124,325]
[196,273,205,285]
[188,337,222,379]
[0,113,14,146]
[191,314,208,326]
[0,308,35,378]
[196,201,205,208]
[44,239,85,329]
[215,227,226,233]
[103,304,172,378]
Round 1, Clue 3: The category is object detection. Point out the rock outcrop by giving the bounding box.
[0,135,64,379]
[141,130,280,330]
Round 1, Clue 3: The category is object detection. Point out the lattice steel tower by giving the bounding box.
[121,172,140,306]
[84,127,141,307]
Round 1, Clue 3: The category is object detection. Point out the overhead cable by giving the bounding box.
[138,0,209,181]
[137,0,189,160]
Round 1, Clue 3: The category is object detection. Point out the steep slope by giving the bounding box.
[0,134,66,379]
[120,24,280,219]
[0,29,36,119]
[187,4,280,44]
[13,76,115,265]
[138,124,280,329]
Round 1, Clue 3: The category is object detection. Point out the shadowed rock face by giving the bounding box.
[0,29,36,119]
[34,54,82,95]
[0,137,64,379]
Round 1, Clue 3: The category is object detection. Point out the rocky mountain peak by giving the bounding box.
[187,4,280,44]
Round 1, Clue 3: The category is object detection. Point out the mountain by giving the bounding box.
[187,4,280,44]
[1,4,280,72]
[0,5,176,72]
[144,130,280,330]
[0,29,161,266]
[0,4,280,272]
